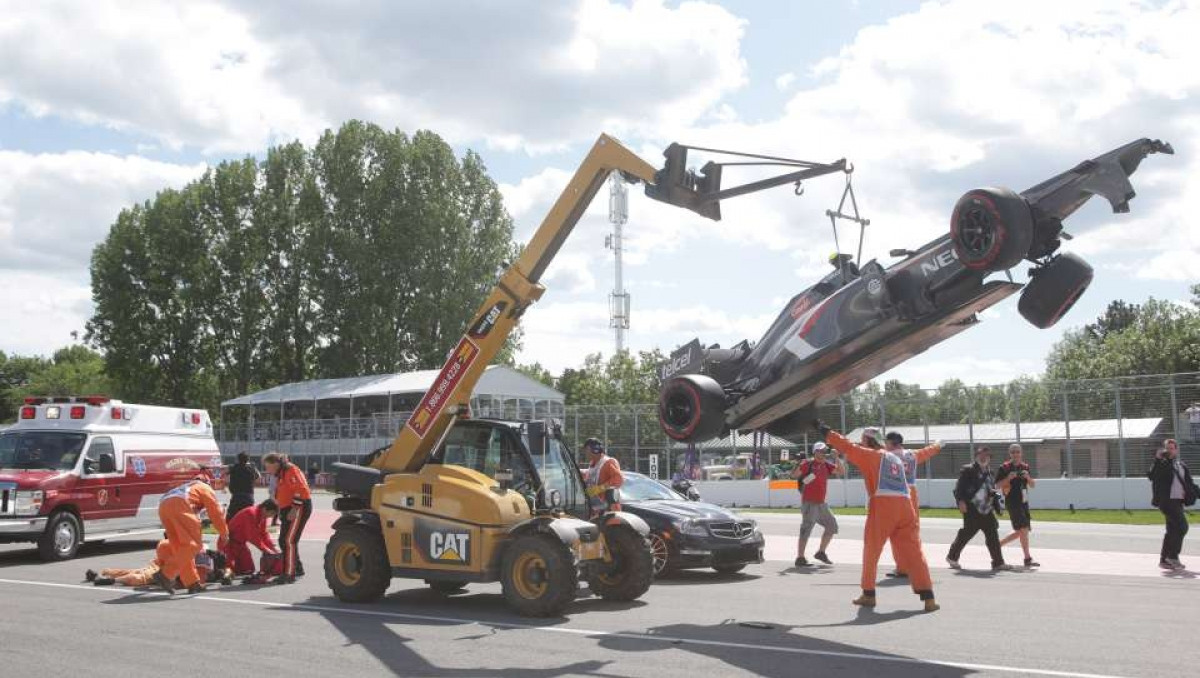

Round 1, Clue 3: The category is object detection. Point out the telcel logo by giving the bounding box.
[430,532,470,563]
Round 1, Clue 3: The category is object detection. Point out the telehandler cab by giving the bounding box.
[325,133,855,616]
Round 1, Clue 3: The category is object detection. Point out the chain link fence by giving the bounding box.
[219,372,1200,482]
[561,372,1200,482]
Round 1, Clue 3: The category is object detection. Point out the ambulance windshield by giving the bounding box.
[0,432,88,471]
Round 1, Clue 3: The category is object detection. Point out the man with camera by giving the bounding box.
[947,446,1012,572]
[1148,439,1197,570]
[997,443,1039,568]
[791,441,844,567]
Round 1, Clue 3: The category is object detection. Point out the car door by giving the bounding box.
[78,436,129,533]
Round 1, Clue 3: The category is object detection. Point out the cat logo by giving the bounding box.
[429,531,470,563]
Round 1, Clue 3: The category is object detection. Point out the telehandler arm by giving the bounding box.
[371,135,657,472]
[370,134,846,473]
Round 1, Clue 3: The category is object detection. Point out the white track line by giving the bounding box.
[0,577,1134,678]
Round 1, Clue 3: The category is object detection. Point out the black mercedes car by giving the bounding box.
[617,472,763,576]
[656,138,1173,443]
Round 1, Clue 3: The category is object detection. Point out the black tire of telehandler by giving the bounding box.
[501,534,578,618]
[427,580,468,594]
[325,524,391,603]
[587,527,654,602]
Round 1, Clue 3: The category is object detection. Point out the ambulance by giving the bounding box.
[0,396,223,561]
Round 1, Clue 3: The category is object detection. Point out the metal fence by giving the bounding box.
[218,372,1200,482]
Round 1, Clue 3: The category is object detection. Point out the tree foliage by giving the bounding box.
[1046,297,1200,381]
[0,347,112,421]
[88,122,517,410]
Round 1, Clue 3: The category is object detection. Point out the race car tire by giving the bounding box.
[1018,253,1093,329]
[659,374,726,442]
[951,187,1034,272]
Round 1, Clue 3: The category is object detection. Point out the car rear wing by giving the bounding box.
[1021,137,1174,221]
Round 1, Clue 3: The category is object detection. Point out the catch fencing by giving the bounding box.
[218,372,1200,484]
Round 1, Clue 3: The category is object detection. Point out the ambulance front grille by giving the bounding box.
[400,532,412,564]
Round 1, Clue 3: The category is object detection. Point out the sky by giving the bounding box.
[0,0,1196,389]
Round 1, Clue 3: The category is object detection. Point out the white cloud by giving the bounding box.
[0,271,94,356]
[0,151,207,277]
[0,151,206,356]
[517,300,774,372]
[775,72,796,91]
[0,0,748,154]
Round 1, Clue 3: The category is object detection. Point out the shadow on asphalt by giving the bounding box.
[596,620,975,678]
[795,605,927,629]
[775,565,835,576]
[652,569,762,586]
[0,539,156,569]
[301,592,635,677]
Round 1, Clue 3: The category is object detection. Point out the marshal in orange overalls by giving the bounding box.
[890,443,942,576]
[158,480,228,588]
[826,430,938,610]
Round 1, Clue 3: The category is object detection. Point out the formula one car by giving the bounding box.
[658,138,1173,443]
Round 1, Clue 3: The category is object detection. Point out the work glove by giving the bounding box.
[811,419,832,441]
[586,485,607,498]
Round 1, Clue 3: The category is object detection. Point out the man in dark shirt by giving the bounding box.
[947,446,1012,572]
[224,452,261,522]
[1148,439,1197,570]
[997,443,1039,568]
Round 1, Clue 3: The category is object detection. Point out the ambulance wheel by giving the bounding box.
[38,511,81,561]
[501,534,577,617]
[587,526,653,602]
[325,525,391,603]
[427,580,468,594]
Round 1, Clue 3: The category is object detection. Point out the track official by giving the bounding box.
[583,438,623,517]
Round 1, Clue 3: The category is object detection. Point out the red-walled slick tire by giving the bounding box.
[658,374,726,443]
[1018,253,1093,329]
[951,187,1034,272]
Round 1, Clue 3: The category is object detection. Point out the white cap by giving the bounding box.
[812,442,828,453]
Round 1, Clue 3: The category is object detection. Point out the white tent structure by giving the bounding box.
[218,365,564,465]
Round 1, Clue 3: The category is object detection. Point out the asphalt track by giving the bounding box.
[1,508,1197,677]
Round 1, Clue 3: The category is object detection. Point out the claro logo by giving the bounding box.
[919,248,959,277]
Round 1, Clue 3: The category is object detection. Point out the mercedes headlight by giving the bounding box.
[676,519,708,536]
[14,490,44,515]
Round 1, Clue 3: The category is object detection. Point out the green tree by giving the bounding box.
[88,121,519,409]
[1046,297,1200,380]
[88,186,216,407]
[15,346,111,401]
[0,352,49,421]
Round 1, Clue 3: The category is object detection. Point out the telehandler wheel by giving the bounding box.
[587,526,653,602]
[501,534,578,617]
[325,524,391,603]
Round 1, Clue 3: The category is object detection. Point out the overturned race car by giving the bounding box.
[658,138,1173,444]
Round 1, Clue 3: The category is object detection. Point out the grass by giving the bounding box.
[739,507,1169,525]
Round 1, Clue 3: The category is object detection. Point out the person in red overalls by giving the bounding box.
[155,475,229,594]
[222,498,279,577]
[583,438,623,518]
[818,421,940,612]
[264,452,311,584]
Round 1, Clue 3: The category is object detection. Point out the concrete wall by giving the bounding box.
[699,477,1156,510]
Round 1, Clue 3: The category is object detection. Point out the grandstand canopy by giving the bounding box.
[221,365,562,408]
